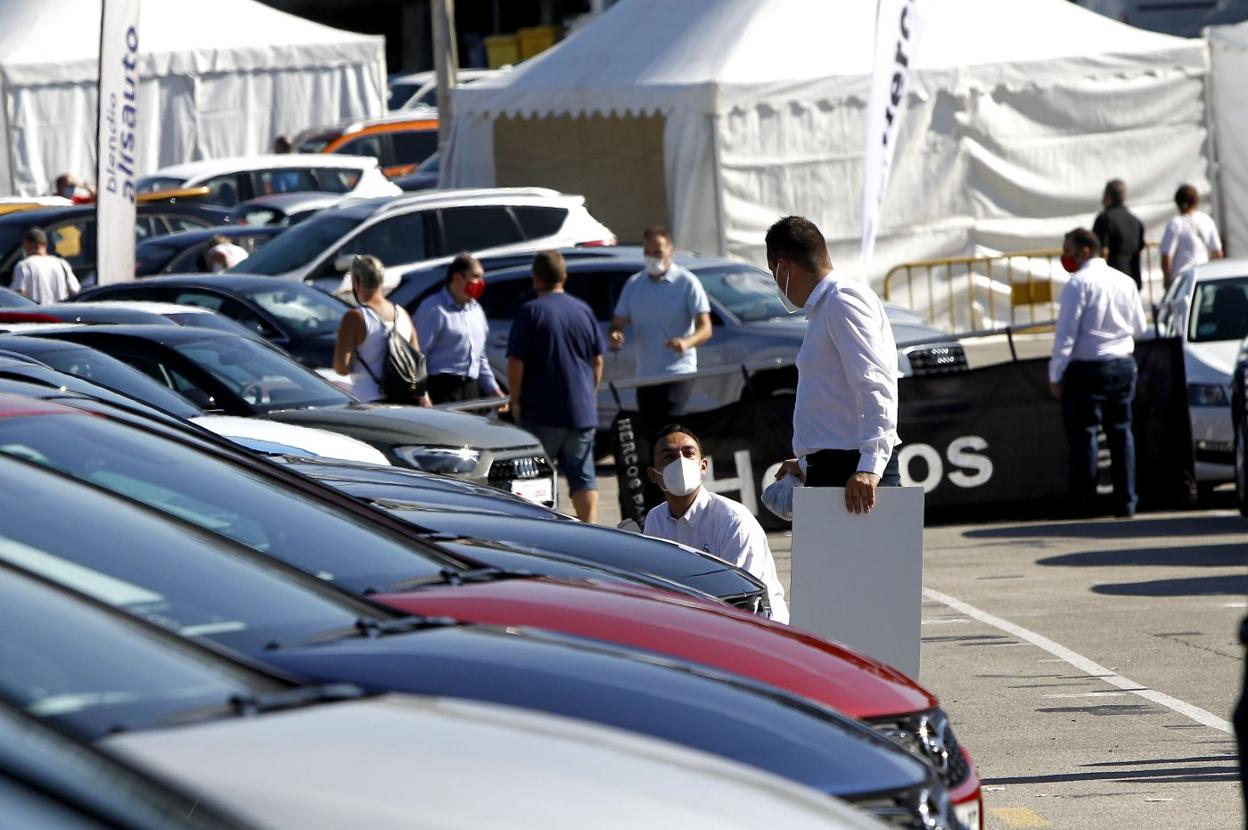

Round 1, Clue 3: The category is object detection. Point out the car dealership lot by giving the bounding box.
[584,479,1244,829]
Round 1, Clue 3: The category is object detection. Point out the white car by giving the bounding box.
[236,187,616,295]
[388,68,503,110]
[191,415,391,466]
[1157,258,1248,484]
[108,694,888,830]
[137,154,400,207]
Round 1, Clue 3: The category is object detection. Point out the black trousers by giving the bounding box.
[426,374,481,404]
[1235,616,1248,824]
[804,448,901,488]
[1060,358,1137,515]
[636,378,694,426]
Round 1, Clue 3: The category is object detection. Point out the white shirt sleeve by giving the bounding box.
[720,511,789,624]
[1206,214,1223,255]
[1049,278,1085,384]
[642,506,662,537]
[62,260,79,296]
[1160,218,1178,256]
[687,274,711,316]
[10,261,30,296]
[826,288,898,476]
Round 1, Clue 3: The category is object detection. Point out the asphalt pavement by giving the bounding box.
[575,473,1246,829]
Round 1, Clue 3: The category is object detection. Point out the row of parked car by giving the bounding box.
[0,284,984,828]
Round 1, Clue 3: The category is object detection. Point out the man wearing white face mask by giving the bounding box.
[609,227,712,422]
[643,425,789,623]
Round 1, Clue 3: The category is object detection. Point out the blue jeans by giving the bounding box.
[521,421,597,493]
[1060,358,1137,514]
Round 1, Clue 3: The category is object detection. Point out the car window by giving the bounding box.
[335,134,385,161]
[476,275,536,321]
[20,344,201,419]
[391,130,438,166]
[256,169,320,196]
[313,169,363,193]
[173,337,351,412]
[239,284,348,338]
[171,290,226,312]
[439,206,524,254]
[235,207,283,227]
[695,265,790,323]
[0,414,446,601]
[1189,277,1248,343]
[513,206,568,240]
[136,241,181,273]
[135,216,163,241]
[110,350,220,410]
[343,212,428,265]
[197,174,244,207]
[164,215,213,233]
[237,214,363,276]
[137,176,188,194]
[562,270,617,321]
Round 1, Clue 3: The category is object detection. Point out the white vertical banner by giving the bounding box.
[860,0,922,274]
[95,0,140,286]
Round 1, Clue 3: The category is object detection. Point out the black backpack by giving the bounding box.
[359,304,428,402]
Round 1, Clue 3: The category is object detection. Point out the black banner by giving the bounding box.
[613,339,1194,527]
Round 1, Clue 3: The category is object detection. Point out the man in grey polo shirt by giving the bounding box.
[608,226,712,422]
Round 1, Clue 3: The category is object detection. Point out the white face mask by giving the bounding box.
[660,456,704,497]
[775,263,801,314]
[644,255,668,277]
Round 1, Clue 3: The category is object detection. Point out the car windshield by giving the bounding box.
[136,177,187,194]
[1189,277,1248,343]
[13,343,202,419]
[233,214,362,275]
[239,284,348,337]
[0,446,383,660]
[388,82,422,110]
[174,336,352,412]
[695,265,794,323]
[0,412,449,594]
[162,311,263,339]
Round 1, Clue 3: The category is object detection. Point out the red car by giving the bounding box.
[372,579,982,828]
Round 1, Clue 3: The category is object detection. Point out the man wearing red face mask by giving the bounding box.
[1049,227,1148,517]
[415,252,507,406]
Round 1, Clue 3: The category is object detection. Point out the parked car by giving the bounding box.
[0,561,878,830]
[392,151,440,191]
[1229,335,1248,514]
[18,325,557,501]
[0,430,955,829]
[0,286,34,307]
[235,188,616,295]
[77,275,351,368]
[0,203,234,287]
[133,225,284,275]
[388,69,503,110]
[1157,258,1248,487]
[295,112,439,179]
[228,192,348,227]
[137,154,401,207]
[0,301,265,340]
[0,398,981,824]
[392,247,970,427]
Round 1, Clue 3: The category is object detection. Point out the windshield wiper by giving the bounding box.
[388,566,536,593]
[229,682,364,716]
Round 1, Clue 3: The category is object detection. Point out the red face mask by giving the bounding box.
[464,278,485,301]
[1060,254,1079,274]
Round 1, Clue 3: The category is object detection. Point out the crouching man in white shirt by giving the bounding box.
[643,425,789,623]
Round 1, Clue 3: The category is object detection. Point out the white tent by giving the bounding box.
[1208,21,1248,257]
[0,0,385,196]
[443,0,1211,289]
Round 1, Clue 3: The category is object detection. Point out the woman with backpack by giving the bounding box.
[333,255,431,405]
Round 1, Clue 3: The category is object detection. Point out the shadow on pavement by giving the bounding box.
[963,515,1246,541]
[1036,543,1248,569]
[980,761,1239,787]
[1092,574,1248,597]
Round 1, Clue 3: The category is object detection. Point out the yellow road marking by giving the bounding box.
[991,807,1051,828]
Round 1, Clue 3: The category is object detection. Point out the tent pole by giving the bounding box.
[0,75,14,196]
[708,111,729,257]
[432,0,459,160]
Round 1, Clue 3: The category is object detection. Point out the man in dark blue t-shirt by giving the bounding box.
[507,250,606,523]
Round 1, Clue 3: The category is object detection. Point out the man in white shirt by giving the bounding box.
[11,228,78,304]
[1050,227,1148,518]
[766,216,900,515]
[205,235,250,273]
[643,425,790,624]
[1160,183,1222,289]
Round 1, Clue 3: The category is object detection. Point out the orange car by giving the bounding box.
[294,113,438,179]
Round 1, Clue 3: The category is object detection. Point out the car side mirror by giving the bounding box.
[334,253,354,273]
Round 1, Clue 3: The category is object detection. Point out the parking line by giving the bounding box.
[922,588,1232,734]
[991,807,1050,827]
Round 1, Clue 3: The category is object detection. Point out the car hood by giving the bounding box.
[267,403,539,451]
[191,415,390,466]
[1186,339,1238,381]
[104,696,880,830]
[259,625,931,801]
[374,579,935,718]
[334,479,563,519]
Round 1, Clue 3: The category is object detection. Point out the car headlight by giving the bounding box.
[869,708,971,789]
[394,446,481,474]
[1188,383,1230,407]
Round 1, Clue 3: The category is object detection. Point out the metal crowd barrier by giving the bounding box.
[883,243,1163,337]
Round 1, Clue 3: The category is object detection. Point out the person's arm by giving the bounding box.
[476,320,502,397]
[608,283,630,349]
[1210,219,1224,259]
[1160,220,1177,286]
[63,261,80,298]
[591,354,604,389]
[402,307,431,406]
[1048,279,1084,395]
[332,309,365,376]
[1161,253,1173,286]
[669,312,711,353]
[506,357,524,421]
[413,299,439,355]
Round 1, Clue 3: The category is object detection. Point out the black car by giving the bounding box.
[76,274,349,367]
[392,152,439,192]
[1231,335,1248,515]
[0,301,265,340]
[18,324,555,499]
[134,226,285,276]
[0,203,234,287]
[228,192,347,227]
[0,446,953,828]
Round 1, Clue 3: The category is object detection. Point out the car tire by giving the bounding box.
[1236,421,1248,518]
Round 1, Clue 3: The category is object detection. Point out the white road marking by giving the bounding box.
[921,618,969,625]
[1041,691,1129,699]
[923,588,1232,734]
